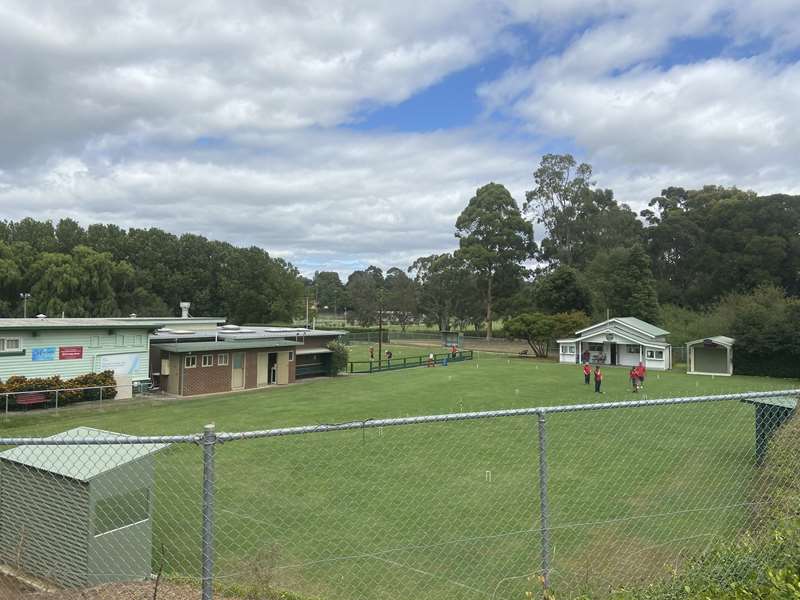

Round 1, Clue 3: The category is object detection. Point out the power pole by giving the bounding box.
[378,288,385,369]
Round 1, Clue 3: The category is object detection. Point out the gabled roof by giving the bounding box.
[687,336,735,348]
[0,427,168,482]
[559,327,668,348]
[575,317,669,339]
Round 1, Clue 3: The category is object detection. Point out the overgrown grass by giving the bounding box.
[1,356,797,599]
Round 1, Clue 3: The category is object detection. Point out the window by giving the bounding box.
[201,354,213,367]
[185,355,197,368]
[89,336,101,348]
[218,353,229,366]
[115,335,125,347]
[626,344,640,353]
[0,338,21,352]
[588,343,604,352]
[646,349,664,360]
[135,335,143,346]
[560,344,575,354]
[289,350,294,361]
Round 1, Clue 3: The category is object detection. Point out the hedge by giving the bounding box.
[732,351,800,379]
[0,370,118,410]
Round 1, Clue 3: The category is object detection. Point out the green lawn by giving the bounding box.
[1,355,797,599]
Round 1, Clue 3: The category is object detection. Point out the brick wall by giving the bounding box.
[181,353,232,396]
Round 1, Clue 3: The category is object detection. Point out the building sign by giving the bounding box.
[59,346,84,360]
[31,347,57,361]
[98,353,142,375]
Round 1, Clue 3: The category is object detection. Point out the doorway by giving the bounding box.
[231,352,245,390]
[268,353,277,384]
[610,343,617,366]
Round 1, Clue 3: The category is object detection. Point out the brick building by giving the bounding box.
[150,325,344,396]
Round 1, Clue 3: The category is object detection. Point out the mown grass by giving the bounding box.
[1,354,797,599]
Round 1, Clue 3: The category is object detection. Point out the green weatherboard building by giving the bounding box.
[0,427,169,587]
[0,316,223,384]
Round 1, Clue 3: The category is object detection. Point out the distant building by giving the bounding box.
[149,325,345,396]
[557,317,672,370]
[0,315,223,384]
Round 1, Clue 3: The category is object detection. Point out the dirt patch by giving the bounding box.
[10,581,200,600]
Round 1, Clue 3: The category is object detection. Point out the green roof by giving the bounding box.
[743,397,797,409]
[152,339,299,353]
[0,427,168,482]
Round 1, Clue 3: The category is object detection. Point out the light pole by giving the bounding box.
[19,293,31,318]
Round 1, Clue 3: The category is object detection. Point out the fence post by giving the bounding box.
[201,423,217,600]
[99,386,103,404]
[536,411,552,589]
[4,393,8,416]
[55,390,59,410]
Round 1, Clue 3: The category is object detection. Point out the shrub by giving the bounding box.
[326,341,349,375]
[0,370,118,409]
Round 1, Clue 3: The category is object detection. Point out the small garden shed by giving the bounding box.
[0,427,168,588]
[687,336,734,376]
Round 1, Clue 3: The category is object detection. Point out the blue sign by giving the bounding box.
[31,347,57,361]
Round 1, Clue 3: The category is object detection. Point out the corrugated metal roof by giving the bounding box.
[615,317,670,337]
[0,317,222,330]
[295,348,332,355]
[686,336,735,347]
[153,339,299,353]
[0,427,168,482]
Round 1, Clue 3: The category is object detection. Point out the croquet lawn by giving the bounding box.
[1,352,797,599]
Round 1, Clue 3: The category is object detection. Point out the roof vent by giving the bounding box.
[129,313,137,318]
[221,324,241,331]
[36,314,47,319]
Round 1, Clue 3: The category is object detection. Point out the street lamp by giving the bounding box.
[19,292,31,318]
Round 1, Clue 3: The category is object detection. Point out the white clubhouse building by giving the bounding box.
[557,317,672,370]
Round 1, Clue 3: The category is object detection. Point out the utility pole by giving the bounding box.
[377,288,385,369]
[20,292,31,318]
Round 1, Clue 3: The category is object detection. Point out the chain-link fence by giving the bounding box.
[0,389,797,599]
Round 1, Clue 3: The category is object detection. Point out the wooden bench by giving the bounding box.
[15,392,49,408]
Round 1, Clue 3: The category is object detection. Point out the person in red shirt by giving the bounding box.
[637,361,646,388]
[594,366,603,393]
[630,367,639,393]
[583,362,591,385]
[451,344,458,359]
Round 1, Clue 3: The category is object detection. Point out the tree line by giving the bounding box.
[0,219,303,323]
[309,154,800,343]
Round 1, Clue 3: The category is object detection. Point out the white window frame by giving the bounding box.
[201,354,213,367]
[588,342,604,352]
[89,335,101,348]
[135,335,143,346]
[218,353,229,366]
[289,350,294,361]
[646,349,664,360]
[0,337,21,353]
[115,335,125,347]
[560,344,575,354]
[185,355,197,368]
[626,344,639,353]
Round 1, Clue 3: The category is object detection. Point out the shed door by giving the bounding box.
[694,347,727,374]
[232,352,245,390]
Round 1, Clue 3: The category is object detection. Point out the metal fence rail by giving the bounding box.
[348,350,473,373]
[0,389,797,599]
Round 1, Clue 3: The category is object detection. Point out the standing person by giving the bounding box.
[637,361,646,389]
[583,362,591,385]
[369,346,374,360]
[451,344,458,359]
[629,367,639,393]
[428,352,434,367]
[594,366,603,394]
[386,350,392,367]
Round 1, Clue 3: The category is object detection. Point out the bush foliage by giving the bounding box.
[0,370,118,409]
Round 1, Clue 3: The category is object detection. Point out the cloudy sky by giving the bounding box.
[1,1,799,276]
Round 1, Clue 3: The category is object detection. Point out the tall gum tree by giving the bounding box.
[455,183,535,339]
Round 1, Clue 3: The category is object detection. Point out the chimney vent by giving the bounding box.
[179,302,191,318]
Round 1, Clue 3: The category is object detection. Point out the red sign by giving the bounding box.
[59,346,84,360]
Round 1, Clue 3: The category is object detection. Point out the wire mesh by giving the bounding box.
[0,391,796,599]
